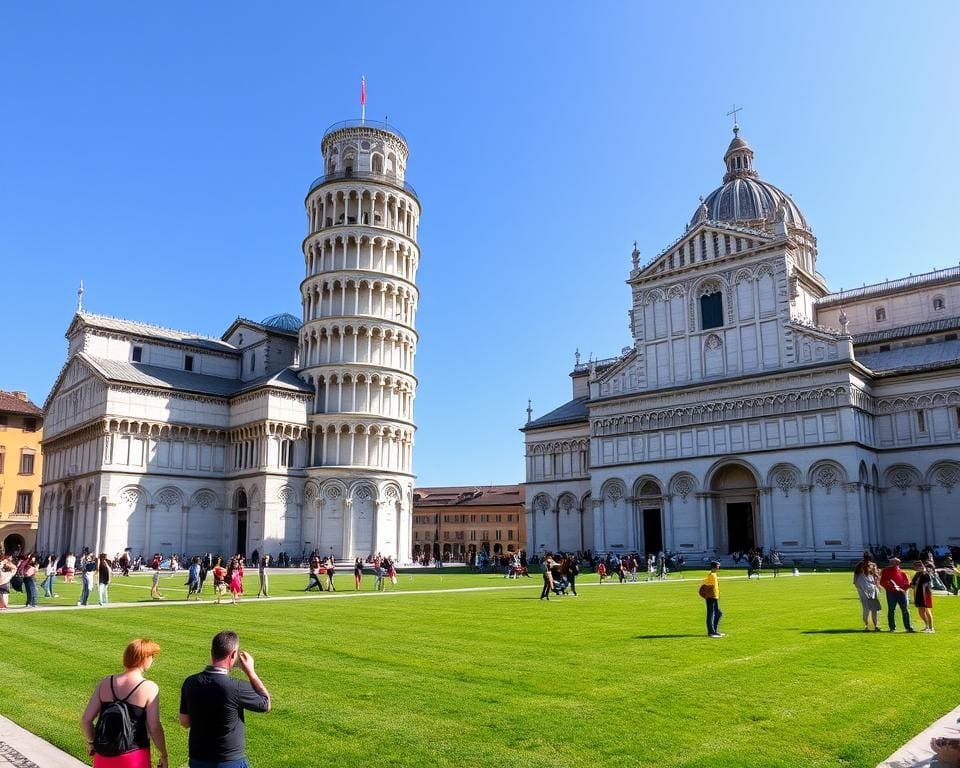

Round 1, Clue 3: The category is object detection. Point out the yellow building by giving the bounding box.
[412,485,525,563]
[0,391,43,555]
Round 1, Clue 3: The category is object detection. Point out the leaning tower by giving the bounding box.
[298,119,419,562]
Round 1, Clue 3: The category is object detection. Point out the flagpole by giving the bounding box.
[361,76,366,124]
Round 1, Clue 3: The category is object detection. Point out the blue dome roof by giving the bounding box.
[260,313,301,332]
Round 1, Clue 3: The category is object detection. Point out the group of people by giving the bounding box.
[853,552,958,633]
[81,630,270,768]
[538,553,582,599]
[0,551,115,609]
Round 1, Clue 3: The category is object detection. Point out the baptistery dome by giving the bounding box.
[691,127,808,230]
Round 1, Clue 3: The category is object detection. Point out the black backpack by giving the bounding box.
[93,676,144,756]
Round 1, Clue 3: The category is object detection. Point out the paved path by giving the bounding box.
[878,704,960,767]
[0,716,86,768]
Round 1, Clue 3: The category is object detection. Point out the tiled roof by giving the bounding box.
[75,312,238,353]
[0,390,43,416]
[81,354,312,398]
[413,485,524,506]
[523,396,589,430]
[818,265,960,307]
[855,339,960,375]
[852,317,960,345]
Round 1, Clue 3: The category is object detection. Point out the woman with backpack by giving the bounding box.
[81,638,168,768]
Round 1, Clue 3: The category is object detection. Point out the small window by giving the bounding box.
[879,344,891,352]
[14,491,32,515]
[249,353,256,373]
[19,451,35,475]
[700,291,724,330]
[184,355,194,372]
[132,346,142,362]
[0,449,5,473]
[0,414,7,427]
[875,307,886,322]
[23,418,37,432]
[946,334,958,342]
[934,297,945,311]
[917,411,927,433]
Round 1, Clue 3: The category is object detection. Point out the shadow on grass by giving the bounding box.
[632,634,705,640]
[800,629,882,635]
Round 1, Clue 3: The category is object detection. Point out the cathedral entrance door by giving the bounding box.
[726,503,754,553]
[642,509,663,554]
[236,511,247,556]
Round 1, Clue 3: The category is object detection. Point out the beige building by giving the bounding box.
[412,485,525,562]
[0,390,43,555]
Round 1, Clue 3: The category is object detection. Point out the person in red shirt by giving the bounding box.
[879,557,915,632]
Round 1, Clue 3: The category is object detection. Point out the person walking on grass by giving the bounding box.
[354,557,364,590]
[82,638,168,768]
[853,552,882,631]
[179,630,271,768]
[78,554,95,606]
[305,556,324,592]
[597,561,607,584]
[257,555,270,598]
[42,554,58,598]
[187,557,202,600]
[150,561,164,600]
[701,561,724,638]
[565,555,579,596]
[879,557,915,632]
[212,559,227,605]
[325,558,336,592]
[19,554,38,608]
[540,553,556,600]
[911,561,935,633]
[0,555,15,611]
[97,553,111,605]
[228,557,244,605]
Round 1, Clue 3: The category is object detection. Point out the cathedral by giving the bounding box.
[37,119,420,562]
[523,125,960,561]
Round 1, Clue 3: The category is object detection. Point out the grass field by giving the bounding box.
[0,568,955,768]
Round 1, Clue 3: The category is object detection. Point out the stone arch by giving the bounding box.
[884,464,920,494]
[669,472,697,502]
[767,463,801,497]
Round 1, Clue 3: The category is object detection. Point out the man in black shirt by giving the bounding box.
[179,630,271,768]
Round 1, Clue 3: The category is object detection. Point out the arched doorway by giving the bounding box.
[635,480,663,555]
[710,465,758,553]
[2,533,25,556]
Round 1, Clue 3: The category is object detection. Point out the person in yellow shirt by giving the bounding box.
[702,561,724,638]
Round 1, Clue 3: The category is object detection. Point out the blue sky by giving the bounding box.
[1,3,958,487]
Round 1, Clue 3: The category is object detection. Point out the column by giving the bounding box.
[663,494,675,551]
[144,504,154,556]
[180,506,189,555]
[626,497,638,552]
[696,493,710,553]
[799,484,815,554]
[97,500,110,554]
[919,484,934,545]
[758,488,774,550]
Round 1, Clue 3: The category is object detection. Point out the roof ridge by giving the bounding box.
[78,310,227,344]
[819,265,960,304]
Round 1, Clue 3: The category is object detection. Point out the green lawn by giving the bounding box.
[0,570,953,768]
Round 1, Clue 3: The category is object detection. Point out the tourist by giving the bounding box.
[0,555,15,610]
[387,558,398,586]
[20,554,38,608]
[81,638,168,768]
[43,554,58,598]
[79,554,95,606]
[186,557,201,600]
[179,630,271,768]
[354,557,364,590]
[211,559,227,604]
[853,552,882,631]
[98,553,112,605]
[325,558,336,592]
[597,561,607,583]
[374,563,386,591]
[540,553,556,600]
[228,557,244,605]
[879,557,915,632]
[257,555,270,598]
[770,550,782,578]
[657,551,667,581]
[936,556,959,595]
[65,551,76,584]
[305,556,324,591]
[150,561,163,600]
[911,561,935,633]
[747,550,762,579]
[565,555,579,596]
[701,561,724,638]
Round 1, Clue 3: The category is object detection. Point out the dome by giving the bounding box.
[260,312,301,332]
[691,127,808,230]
